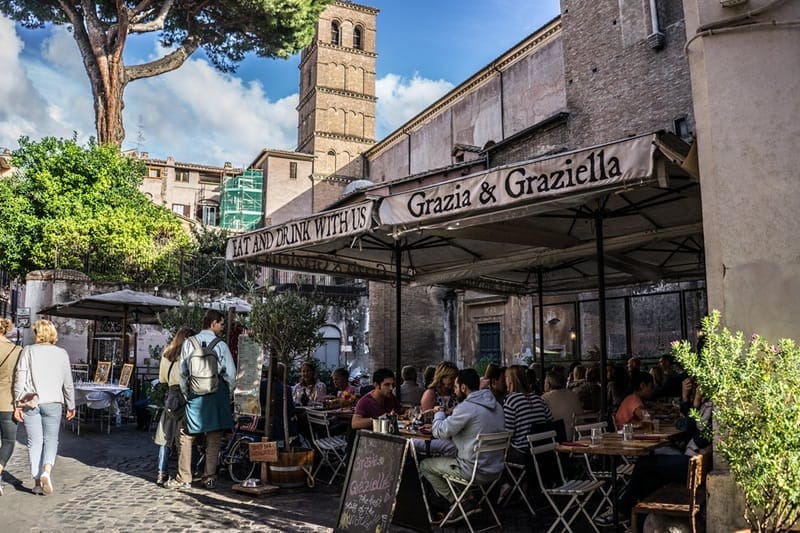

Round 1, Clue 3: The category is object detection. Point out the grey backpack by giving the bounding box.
[187,336,222,396]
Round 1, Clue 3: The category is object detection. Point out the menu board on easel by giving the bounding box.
[335,431,431,533]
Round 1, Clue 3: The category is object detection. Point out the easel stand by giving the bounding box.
[335,431,432,533]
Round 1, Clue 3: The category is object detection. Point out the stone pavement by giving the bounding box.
[0,420,546,532]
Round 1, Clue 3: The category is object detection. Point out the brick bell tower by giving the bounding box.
[297,1,378,182]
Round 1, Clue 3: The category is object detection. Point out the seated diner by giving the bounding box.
[351,368,403,430]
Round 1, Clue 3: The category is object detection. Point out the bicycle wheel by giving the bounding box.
[228,436,256,483]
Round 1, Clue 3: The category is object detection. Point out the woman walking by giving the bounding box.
[13,320,75,495]
[0,318,22,496]
[154,327,194,486]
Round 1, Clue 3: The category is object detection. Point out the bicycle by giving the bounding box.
[194,415,261,483]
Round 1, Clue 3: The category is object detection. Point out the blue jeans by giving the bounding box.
[23,403,63,480]
[0,411,17,467]
[157,445,170,474]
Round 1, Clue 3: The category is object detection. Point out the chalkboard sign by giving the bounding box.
[336,431,431,532]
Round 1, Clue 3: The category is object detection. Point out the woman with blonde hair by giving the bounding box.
[154,326,195,486]
[420,361,459,413]
[0,318,22,495]
[13,319,75,496]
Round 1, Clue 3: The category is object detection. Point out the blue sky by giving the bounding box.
[0,1,560,167]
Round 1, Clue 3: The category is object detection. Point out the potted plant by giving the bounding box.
[672,310,800,533]
[248,287,326,486]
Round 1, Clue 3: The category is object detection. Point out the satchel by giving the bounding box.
[16,392,39,410]
[165,385,186,412]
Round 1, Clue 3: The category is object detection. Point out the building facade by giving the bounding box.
[135,151,242,227]
[361,0,700,371]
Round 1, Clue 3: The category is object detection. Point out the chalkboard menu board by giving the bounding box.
[336,431,431,532]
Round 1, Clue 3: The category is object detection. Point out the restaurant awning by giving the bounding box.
[225,131,703,406]
[227,132,702,293]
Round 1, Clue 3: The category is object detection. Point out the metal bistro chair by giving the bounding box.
[573,421,635,518]
[305,410,348,485]
[528,430,604,533]
[439,431,512,533]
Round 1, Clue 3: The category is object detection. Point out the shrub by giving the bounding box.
[672,310,800,533]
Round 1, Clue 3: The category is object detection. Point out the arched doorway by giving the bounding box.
[314,325,341,369]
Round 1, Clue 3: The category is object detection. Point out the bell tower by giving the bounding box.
[297,1,378,180]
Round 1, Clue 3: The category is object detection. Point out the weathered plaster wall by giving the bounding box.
[682,1,800,531]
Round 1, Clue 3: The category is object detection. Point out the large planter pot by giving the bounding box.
[267,448,315,488]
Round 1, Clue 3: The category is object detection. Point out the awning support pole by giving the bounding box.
[537,267,545,380]
[395,241,402,403]
[595,209,609,421]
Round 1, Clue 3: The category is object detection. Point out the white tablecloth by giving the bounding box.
[74,383,130,410]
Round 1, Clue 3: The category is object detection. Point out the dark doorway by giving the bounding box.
[478,322,501,365]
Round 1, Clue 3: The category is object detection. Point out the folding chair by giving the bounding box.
[528,430,604,533]
[573,421,634,518]
[439,431,512,533]
[305,410,348,485]
[502,458,536,516]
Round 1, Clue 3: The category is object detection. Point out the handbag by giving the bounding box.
[165,385,186,412]
[163,361,186,412]
[16,392,39,409]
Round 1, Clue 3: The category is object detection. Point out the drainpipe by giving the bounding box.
[647,0,665,49]
[403,129,411,175]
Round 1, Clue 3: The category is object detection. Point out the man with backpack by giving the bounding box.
[166,310,236,490]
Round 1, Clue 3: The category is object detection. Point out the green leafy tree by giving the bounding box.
[0,136,190,281]
[673,311,800,533]
[0,0,332,146]
[249,288,326,449]
[158,301,207,337]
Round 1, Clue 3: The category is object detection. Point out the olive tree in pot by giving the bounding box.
[248,288,325,456]
[673,310,800,533]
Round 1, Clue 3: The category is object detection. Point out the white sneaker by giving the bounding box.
[40,472,54,494]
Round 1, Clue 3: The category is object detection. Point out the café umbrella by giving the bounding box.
[39,289,182,376]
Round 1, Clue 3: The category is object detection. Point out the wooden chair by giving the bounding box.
[631,448,712,533]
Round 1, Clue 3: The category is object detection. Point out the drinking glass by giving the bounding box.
[590,427,602,446]
[623,423,634,441]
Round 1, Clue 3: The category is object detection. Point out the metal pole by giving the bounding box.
[595,210,609,419]
[537,267,545,377]
[394,241,402,403]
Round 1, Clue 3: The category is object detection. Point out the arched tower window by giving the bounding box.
[353,26,363,50]
[331,21,341,45]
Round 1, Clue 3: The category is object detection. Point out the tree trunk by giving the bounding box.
[283,367,291,450]
[58,2,199,148]
[90,61,128,147]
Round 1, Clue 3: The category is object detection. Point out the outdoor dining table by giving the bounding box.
[72,382,131,434]
[556,425,686,532]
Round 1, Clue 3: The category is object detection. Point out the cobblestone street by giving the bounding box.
[0,422,339,532]
[0,421,543,532]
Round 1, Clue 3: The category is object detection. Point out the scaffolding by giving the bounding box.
[219,169,263,231]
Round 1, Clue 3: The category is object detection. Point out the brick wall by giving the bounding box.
[559,0,694,146]
[367,283,455,374]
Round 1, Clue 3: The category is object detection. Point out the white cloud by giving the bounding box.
[123,47,299,167]
[0,17,72,146]
[375,73,454,138]
[1,16,455,168]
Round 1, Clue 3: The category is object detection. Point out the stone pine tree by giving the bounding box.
[249,289,325,449]
[0,0,332,147]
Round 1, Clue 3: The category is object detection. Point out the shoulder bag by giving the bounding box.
[164,360,186,412]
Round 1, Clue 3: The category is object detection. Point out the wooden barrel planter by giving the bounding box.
[268,448,315,488]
